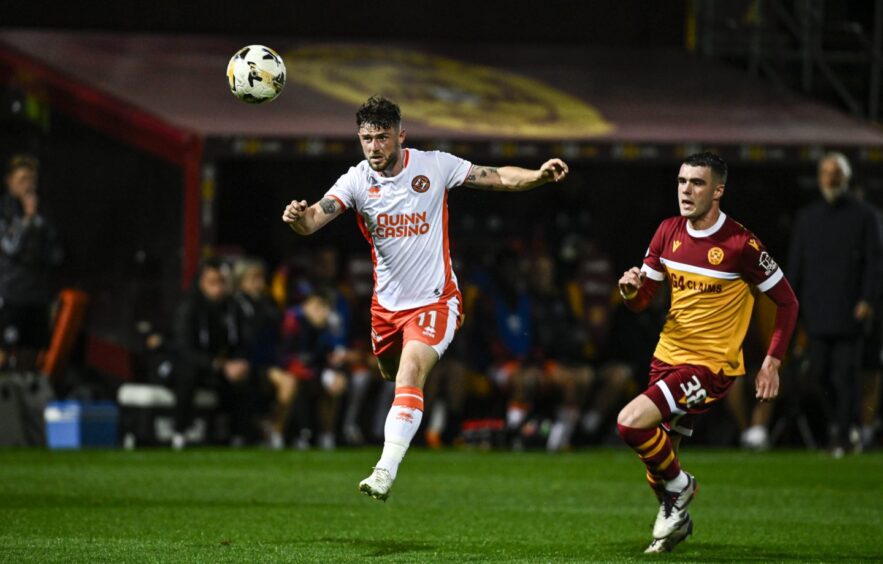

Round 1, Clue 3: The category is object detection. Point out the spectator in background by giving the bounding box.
[590,289,668,442]
[281,290,348,450]
[788,152,883,457]
[474,249,538,445]
[232,258,296,449]
[171,259,251,449]
[0,154,63,371]
[563,235,615,362]
[530,252,594,452]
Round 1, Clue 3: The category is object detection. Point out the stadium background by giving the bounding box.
[2,2,883,562]
[2,0,881,347]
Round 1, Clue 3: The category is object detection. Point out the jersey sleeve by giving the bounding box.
[323,166,360,211]
[640,221,667,283]
[435,151,473,190]
[738,233,784,292]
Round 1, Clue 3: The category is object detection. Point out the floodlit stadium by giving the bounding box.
[1,1,882,561]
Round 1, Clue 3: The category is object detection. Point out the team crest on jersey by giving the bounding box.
[759,251,778,276]
[747,238,760,251]
[411,175,431,193]
[368,185,381,199]
[672,240,682,253]
[707,247,724,265]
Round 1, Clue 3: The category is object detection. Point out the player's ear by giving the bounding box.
[714,183,725,201]
[398,127,406,144]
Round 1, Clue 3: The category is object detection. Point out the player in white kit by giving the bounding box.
[282,96,569,501]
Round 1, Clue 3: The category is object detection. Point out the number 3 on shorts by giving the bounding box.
[680,375,708,408]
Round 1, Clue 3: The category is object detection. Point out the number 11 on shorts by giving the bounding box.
[417,310,437,329]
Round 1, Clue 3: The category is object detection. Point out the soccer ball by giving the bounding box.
[227,45,286,104]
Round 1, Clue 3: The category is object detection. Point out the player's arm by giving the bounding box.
[463,158,569,192]
[282,197,345,236]
[618,266,661,312]
[754,275,799,401]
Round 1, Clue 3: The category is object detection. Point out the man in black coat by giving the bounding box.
[788,152,883,455]
[170,259,251,449]
[0,154,63,370]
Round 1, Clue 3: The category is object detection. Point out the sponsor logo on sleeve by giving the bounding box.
[747,238,761,251]
[759,252,778,276]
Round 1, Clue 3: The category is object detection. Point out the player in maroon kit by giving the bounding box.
[616,153,799,553]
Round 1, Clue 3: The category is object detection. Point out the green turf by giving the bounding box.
[0,448,880,563]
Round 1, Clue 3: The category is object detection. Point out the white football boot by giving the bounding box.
[652,472,697,539]
[359,467,394,501]
[644,513,693,554]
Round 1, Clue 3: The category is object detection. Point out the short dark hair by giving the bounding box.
[356,96,402,130]
[682,152,727,184]
[7,154,39,175]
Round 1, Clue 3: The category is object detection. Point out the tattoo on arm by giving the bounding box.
[464,166,500,190]
[319,197,341,214]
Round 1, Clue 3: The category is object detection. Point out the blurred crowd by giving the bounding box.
[130,152,882,454]
[136,239,647,452]
[2,152,881,454]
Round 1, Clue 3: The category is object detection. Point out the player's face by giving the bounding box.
[358,123,405,173]
[818,158,847,202]
[677,164,722,221]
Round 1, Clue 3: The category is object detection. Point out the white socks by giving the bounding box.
[665,470,689,493]
[376,386,424,480]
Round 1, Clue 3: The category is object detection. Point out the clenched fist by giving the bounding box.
[282,199,308,224]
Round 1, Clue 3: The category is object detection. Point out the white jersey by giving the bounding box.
[325,148,473,311]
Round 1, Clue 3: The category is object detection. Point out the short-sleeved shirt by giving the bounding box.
[325,148,473,312]
[640,212,784,376]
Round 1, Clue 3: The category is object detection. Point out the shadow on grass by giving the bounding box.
[321,537,436,558]
[604,540,883,562]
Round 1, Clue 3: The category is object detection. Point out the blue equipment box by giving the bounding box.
[45,401,118,449]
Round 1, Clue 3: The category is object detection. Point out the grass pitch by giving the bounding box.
[0,447,880,563]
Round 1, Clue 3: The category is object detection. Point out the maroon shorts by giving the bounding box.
[642,357,737,437]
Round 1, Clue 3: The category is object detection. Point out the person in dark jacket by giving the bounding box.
[788,152,883,456]
[0,154,63,370]
[231,258,296,448]
[170,259,251,449]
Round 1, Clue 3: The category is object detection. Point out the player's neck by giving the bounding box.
[379,149,405,178]
[688,207,721,231]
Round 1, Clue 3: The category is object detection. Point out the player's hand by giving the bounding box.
[755,355,781,401]
[282,199,308,224]
[539,158,569,183]
[618,267,645,299]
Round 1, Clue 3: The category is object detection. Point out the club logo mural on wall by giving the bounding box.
[285,45,614,138]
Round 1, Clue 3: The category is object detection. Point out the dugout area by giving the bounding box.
[1,29,882,377]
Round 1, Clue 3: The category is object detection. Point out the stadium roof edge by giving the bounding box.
[1,30,883,166]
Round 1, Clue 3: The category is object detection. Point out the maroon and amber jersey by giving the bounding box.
[641,212,783,376]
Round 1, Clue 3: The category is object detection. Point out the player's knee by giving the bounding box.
[395,359,422,386]
[617,404,642,428]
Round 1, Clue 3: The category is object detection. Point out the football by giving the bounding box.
[226,45,286,103]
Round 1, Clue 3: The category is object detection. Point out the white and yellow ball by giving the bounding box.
[227,45,286,104]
